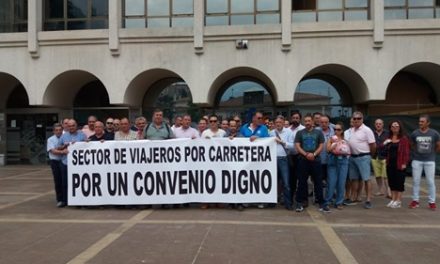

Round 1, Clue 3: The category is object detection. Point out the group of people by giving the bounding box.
[47,109,440,213]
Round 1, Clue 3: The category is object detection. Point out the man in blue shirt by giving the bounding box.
[240,111,269,209]
[47,123,64,207]
[58,119,87,207]
[240,111,269,141]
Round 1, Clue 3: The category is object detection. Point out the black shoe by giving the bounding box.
[161,204,171,209]
[320,205,331,213]
[56,202,66,208]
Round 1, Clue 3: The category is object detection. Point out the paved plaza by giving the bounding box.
[0,165,439,264]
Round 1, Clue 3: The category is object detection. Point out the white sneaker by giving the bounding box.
[391,201,401,208]
[387,200,395,207]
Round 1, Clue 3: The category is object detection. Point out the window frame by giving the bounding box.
[43,0,109,31]
[0,0,28,33]
[122,0,194,28]
[204,0,281,26]
[384,0,439,20]
[291,0,371,22]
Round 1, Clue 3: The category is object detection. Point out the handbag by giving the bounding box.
[331,140,351,156]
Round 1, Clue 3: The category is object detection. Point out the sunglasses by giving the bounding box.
[209,120,218,123]
[106,122,113,124]
[334,128,342,131]
[234,119,240,122]
[391,125,400,128]
[353,117,362,120]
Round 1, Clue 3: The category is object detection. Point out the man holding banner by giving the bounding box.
[270,115,294,210]
[59,119,87,207]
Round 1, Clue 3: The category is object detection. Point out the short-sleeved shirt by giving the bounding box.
[59,130,87,165]
[295,128,325,160]
[240,123,270,138]
[411,128,440,161]
[174,126,200,139]
[47,135,61,161]
[145,122,174,140]
[201,128,226,138]
[348,124,375,155]
[114,130,137,141]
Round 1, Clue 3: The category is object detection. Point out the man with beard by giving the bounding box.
[294,114,325,212]
[288,111,305,201]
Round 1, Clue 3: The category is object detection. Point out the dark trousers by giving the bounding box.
[60,163,68,204]
[288,154,299,199]
[50,160,63,202]
[321,164,328,183]
[296,157,324,205]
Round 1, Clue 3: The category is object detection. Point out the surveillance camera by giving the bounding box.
[235,39,248,49]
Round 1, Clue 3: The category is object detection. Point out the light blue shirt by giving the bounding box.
[270,128,294,157]
[47,135,61,161]
[316,127,335,164]
[59,130,87,165]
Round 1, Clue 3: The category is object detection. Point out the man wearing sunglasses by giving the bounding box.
[347,112,376,209]
[240,112,269,141]
[201,114,226,138]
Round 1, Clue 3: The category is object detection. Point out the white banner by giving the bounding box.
[67,138,277,205]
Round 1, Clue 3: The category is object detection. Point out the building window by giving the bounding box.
[385,0,440,20]
[292,0,370,23]
[44,0,108,31]
[123,0,194,28]
[205,0,280,26]
[0,0,27,33]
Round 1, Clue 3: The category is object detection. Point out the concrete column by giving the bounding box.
[28,0,42,58]
[194,0,204,54]
[109,0,121,56]
[372,0,384,48]
[281,0,292,51]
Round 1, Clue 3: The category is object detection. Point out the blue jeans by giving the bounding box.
[325,154,349,206]
[50,160,63,203]
[412,160,436,203]
[296,157,323,205]
[277,156,292,208]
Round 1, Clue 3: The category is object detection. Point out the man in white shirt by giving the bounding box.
[270,115,294,210]
[347,112,376,209]
[201,114,226,138]
[288,111,305,199]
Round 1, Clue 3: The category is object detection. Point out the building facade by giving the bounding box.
[1,0,440,164]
